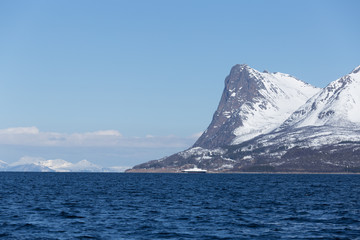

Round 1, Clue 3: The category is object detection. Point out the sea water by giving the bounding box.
[0,172,359,239]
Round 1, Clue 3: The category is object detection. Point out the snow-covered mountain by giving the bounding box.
[37,159,105,172]
[194,64,319,148]
[40,159,76,172]
[242,65,360,150]
[280,65,360,129]
[129,64,360,173]
[0,157,127,172]
[232,66,360,162]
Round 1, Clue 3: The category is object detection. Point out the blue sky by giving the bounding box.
[0,0,359,168]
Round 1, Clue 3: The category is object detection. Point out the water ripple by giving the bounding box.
[0,173,360,239]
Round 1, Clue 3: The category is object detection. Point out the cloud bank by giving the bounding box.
[0,127,199,148]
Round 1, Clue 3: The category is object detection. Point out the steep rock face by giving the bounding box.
[194,64,319,148]
[193,64,261,148]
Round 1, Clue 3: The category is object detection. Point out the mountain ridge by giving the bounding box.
[279,65,360,130]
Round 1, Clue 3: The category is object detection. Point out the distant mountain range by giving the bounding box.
[0,158,126,172]
[129,64,360,173]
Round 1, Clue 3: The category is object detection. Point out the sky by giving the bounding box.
[0,0,359,168]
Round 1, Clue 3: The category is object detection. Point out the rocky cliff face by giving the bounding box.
[193,64,261,148]
[129,64,360,173]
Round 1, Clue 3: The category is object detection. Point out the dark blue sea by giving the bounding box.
[0,173,360,239]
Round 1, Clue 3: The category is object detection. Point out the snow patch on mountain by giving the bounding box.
[253,126,360,150]
[178,147,226,159]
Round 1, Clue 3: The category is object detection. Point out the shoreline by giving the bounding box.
[125,169,360,174]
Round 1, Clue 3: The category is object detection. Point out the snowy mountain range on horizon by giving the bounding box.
[0,158,128,172]
[130,64,360,173]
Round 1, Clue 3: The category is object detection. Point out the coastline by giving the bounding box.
[125,168,360,174]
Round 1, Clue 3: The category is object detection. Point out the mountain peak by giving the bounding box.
[233,63,249,69]
[229,64,253,74]
[193,64,318,148]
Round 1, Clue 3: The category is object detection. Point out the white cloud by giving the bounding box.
[0,126,199,148]
[0,126,39,135]
[87,130,122,137]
